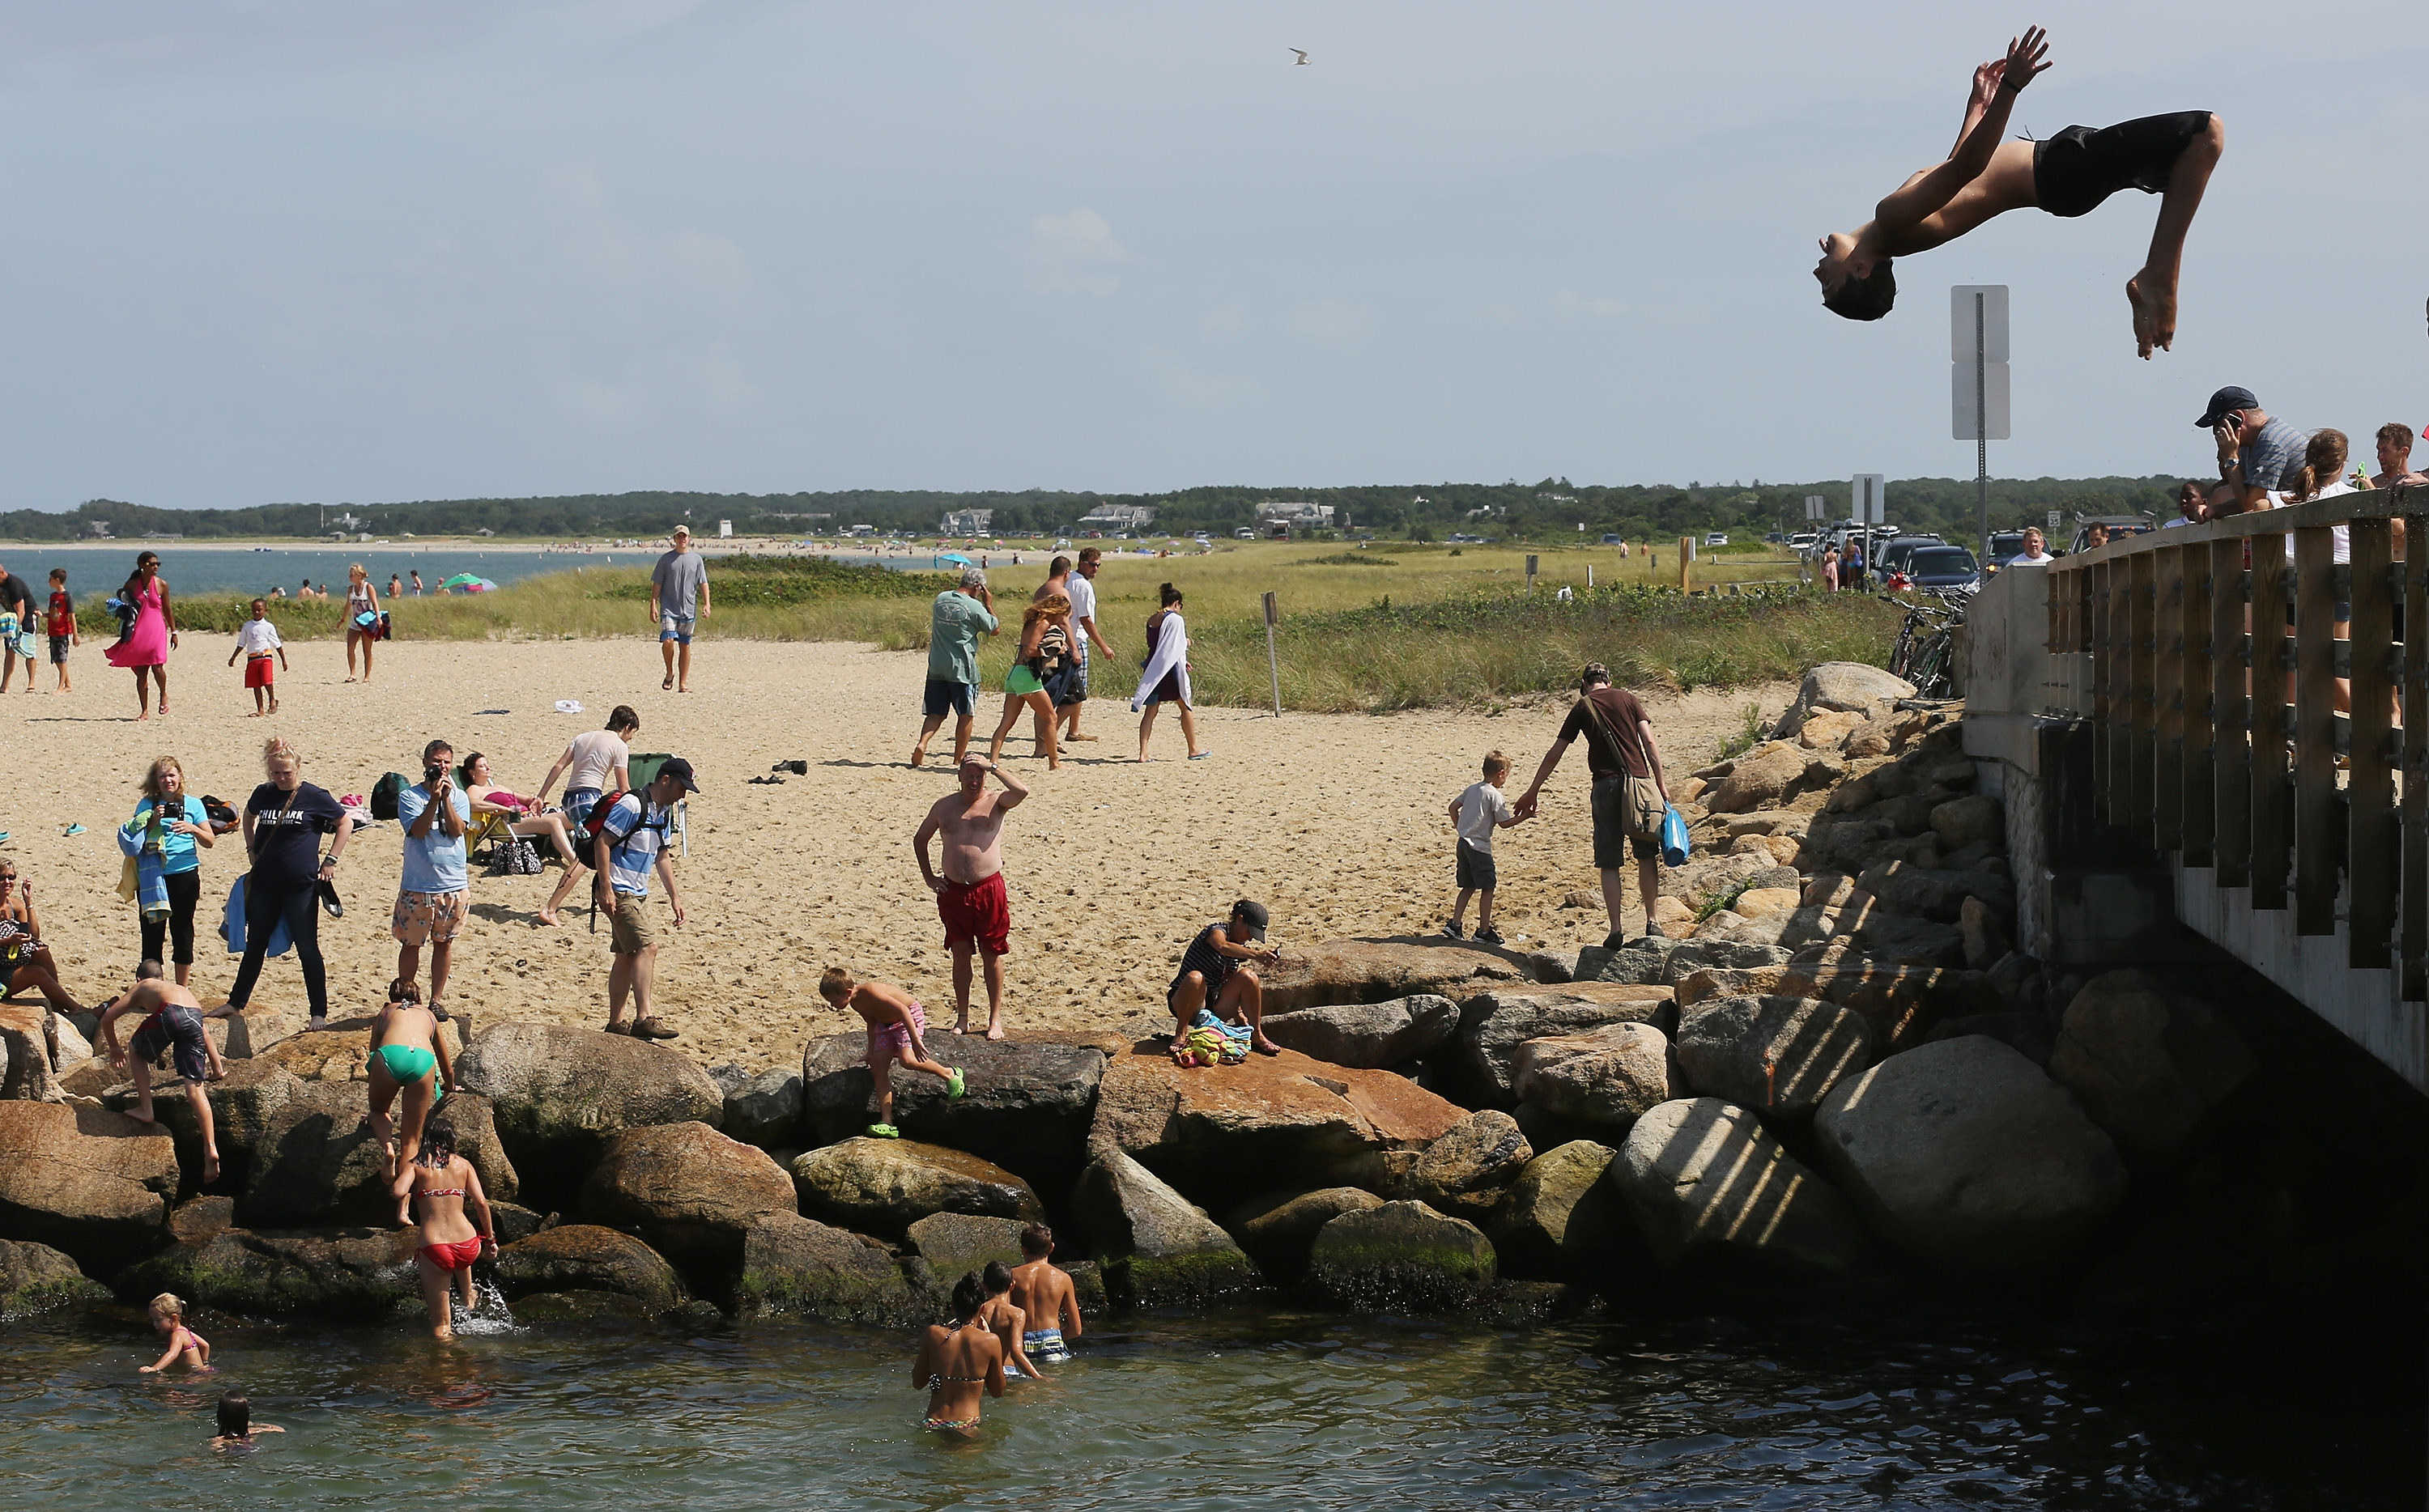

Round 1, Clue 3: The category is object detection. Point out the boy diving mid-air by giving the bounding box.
[1815,25,2223,359]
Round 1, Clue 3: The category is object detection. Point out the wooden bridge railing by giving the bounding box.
[2042,486,2429,1000]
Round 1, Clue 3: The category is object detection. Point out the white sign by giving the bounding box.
[1804,494,1826,520]
[1852,474,1885,525]
[717,518,734,538]
[2047,509,2061,533]
[1950,284,2012,442]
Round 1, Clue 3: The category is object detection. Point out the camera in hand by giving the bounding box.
[425,765,447,785]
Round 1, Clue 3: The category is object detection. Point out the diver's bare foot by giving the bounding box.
[202,1150,221,1184]
[2127,271,2176,360]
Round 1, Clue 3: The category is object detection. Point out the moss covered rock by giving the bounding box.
[0,1238,106,1323]
[1306,1200,1495,1311]
[1070,1151,1257,1306]
[114,1226,422,1317]
[494,1224,687,1313]
[734,1212,917,1323]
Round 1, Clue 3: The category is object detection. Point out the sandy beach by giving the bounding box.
[6,635,1788,1076]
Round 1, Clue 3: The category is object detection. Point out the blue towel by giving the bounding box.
[1192,1010,1252,1052]
[116,821,169,919]
[220,875,293,958]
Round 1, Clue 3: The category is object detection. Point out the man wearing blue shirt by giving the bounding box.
[394,738,472,1021]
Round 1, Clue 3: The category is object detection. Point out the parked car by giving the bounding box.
[1904,545,1983,593]
[1448,532,1487,543]
[1874,534,1947,578]
[1600,533,1627,545]
[1704,533,1729,547]
[1234,527,1255,539]
[1985,530,2028,567]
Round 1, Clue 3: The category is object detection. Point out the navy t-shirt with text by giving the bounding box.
[245,781,345,888]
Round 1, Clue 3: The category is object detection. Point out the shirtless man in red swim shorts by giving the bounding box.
[913,756,1028,1039]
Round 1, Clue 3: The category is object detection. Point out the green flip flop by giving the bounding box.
[866,1123,901,1139]
[946,1068,966,1100]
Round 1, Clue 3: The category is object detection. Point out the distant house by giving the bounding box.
[476,527,496,537]
[1076,503,1155,532]
[1255,501,1334,529]
[941,508,994,536]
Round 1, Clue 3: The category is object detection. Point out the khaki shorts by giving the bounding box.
[610,894,656,955]
[390,889,469,948]
[1590,775,1662,869]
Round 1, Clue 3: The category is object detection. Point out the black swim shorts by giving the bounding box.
[130,1005,211,1084]
[2033,112,2211,219]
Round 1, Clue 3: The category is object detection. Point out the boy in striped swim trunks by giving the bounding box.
[819,966,964,1138]
[1008,1223,1081,1363]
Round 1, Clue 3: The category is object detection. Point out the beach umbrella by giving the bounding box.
[935,552,974,567]
[437,572,483,592]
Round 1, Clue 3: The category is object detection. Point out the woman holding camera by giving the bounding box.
[117,756,216,987]
[223,737,354,1028]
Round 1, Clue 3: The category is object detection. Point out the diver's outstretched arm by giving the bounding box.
[1878,27,2049,234]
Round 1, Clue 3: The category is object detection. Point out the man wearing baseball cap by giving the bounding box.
[2197,385,2309,516]
[650,525,712,693]
[1165,899,1283,1060]
[593,756,699,1039]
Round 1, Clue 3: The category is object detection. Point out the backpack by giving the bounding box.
[370,771,406,822]
[487,837,545,877]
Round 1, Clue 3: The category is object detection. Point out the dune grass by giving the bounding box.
[143,541,1893,712]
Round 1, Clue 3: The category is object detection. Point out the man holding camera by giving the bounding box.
[394,738,472,1021]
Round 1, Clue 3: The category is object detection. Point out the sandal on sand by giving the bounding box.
[946,1068,966,1099]
[866,1123,901,1138]
[632,1017,679,1040]
[1188,750,1212,761]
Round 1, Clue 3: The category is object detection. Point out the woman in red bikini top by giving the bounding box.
[403,1117,494,1342]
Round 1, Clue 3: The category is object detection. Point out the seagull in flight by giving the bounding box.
[1289,48,1309,65]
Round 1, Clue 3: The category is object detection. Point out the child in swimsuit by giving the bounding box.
[976,1260,1051,1381]
[367,978,456,1225]
[1008,1223,1082,1363]
[211,1393,285,1450]
[819,966,964,1139]
[140,1293,211,1374]
[911,1272,1004,1439]
[402,1116,495,1341]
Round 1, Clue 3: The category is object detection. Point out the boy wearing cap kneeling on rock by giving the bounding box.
[593,756,698,1042]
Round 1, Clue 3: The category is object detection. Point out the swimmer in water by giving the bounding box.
[402,1116,496,1341]
[139,1293,211,1374]
[976,1261,1051,1381]
[367,977,456,1225]
[819,966,964,1139]
[211,1394,285,1450]
[1007,1223,1081,1364]
[912,1272,1005,1439]
[1814,25,2224,359]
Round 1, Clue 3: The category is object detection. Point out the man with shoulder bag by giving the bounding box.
[394,738,472,1022]
[1512,663,1674,948]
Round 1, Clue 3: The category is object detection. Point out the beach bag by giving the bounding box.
[201,796,240,835]
[1659,806,1691,868]
[369,771,407,822]
[378,611,393,641]
[488,837,544,877]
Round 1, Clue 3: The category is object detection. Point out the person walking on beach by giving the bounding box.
[913,756,1027,1038]
[228,598,286,716]
[1057,547,1111,745]
[1166,899,1282,1060]
[1815,26,2223,360]
[818,966,963,1137]
[1131,583,1206,762]
[538,704,638,836]
[912,568,998,768]
[1008,1224,1081,1363]
[119,757,215,987]
[1511,664,1673,949]
[104,551,177,720]
[225,737,354,1028]
[593,757,696,1040]
[649,525,711,692]
[1444,750,1526,944]
[984,592,1069,771]
[401,1116,495,1341]
[41,567,74,693]
[96,962,224,1183]
[394,739,471,1022]
[342,565,381,682]
[913,1272,1006,1439]
[0,561,37,694]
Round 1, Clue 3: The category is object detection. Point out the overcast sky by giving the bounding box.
[0,1,2421,512]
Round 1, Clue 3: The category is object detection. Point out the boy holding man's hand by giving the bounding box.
[1444,750,1527,945]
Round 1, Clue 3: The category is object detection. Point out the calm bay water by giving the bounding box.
[1,1300,2413,1510]
[21,546,647,600]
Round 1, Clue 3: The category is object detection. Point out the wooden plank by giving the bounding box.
[2153,546,2184,850]
[2211,537,2249,886]
[2108,558,2134,828]
[2181,538,2215,865]
[2091,559,2114,820]
[2347,519,2395,969]
[2251,527,2291,910]
[2406,515,2427,1000]
[2131,549,2159,835]
[2291,525,2338,936]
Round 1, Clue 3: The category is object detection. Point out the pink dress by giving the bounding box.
[106,579,168,669]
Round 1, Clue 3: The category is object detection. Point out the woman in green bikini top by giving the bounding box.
[365,978,456,1227]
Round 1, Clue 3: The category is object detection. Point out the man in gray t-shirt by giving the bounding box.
[649,525,713,692]
[2197,384,2308,514]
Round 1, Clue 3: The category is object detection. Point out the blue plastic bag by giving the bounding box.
[1659,805,1691,868]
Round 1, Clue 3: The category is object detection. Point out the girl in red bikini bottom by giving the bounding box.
[403,1117,495,1340]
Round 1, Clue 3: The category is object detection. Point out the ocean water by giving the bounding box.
[17,546,649,601]
[2,1299,2413,1510]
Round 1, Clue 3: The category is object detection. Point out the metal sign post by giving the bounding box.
[1261,591,1282,717]
[1951,285,2011,561]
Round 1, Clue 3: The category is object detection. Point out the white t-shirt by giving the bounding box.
[2007,550,2052,566]
[2281,479,2353,565]
[1066,572,1100,657]
[1456,780,1513,853]
[236,619,283,655]
[563,729,631,793]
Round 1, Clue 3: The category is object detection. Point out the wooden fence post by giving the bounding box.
[2346,519,2395,967]
[2250,526,2291,910]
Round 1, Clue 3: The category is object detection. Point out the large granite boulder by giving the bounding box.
[457,1022,722,1201]
[1257,939,1525,1013]
[904,1213,1030,1285]
[1510,1022,1672,1129]
[1455,983,1673,1102]
[1612,1098,1868,1272]
[494,1223,687,1314]
[1223,1187,1383,1281]
[1491,1140,1631,1281]
[1070,1150,1258,1306]
[1306,1200,1495,1311]
[1260,996,1459,1070]
[1087,1045,1466,1202]
[0,1102,179,1266]
[102,1058,302,1192]
[2047,970,2255,1172]
[800,1034,1105,1198]
[722,1068,805,1149]
[581,1121,797,1264]
[1855,861,2016,926]
[116,1225,423,1316]
[791,1138,1043,1236]
[1814,1036,2129,1269]
[1772,663,1916,738]
[241,1083,517,1227]
[0,1004,65,1102]
[1931,794,2004,851]
[734,1212,917,1323]
[1674,962,1941,1053]
[1674,995,1877,1116]
[0,1237,108,1321]
[1704,741,1814,814]
[1402,1111,1531,1218]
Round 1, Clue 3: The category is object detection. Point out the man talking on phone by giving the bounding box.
[2199,385,2309,516]
[394,738,472,1022]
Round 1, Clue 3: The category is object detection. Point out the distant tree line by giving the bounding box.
[0,475,2185,546]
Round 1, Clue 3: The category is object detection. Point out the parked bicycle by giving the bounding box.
[1882,590,1967,699]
